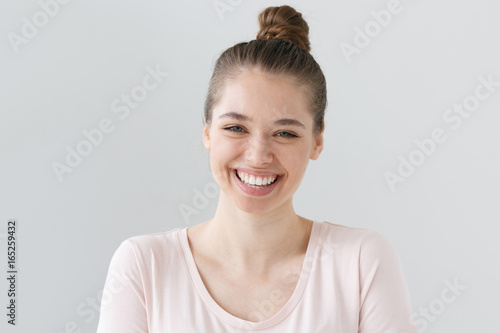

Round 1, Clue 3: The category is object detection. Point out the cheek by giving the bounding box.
[277,144,310,168]
[209,136,242,167]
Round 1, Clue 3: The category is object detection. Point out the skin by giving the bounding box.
[187,67,324,320]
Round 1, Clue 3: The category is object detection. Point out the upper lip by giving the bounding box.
[233,168,281,177]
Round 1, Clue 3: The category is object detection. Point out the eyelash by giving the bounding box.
[223,126,298,138]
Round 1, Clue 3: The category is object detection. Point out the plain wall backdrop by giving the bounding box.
[1,0,499,332]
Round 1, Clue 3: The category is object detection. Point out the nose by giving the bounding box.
[244,134,273,165]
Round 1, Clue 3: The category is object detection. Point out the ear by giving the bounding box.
[202,124,211,151]
[310,126,324,160]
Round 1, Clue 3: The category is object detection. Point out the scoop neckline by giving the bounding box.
[178,220,323,331]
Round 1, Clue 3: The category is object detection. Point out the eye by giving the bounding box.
[276,131,298,138]
[223,125,245,133]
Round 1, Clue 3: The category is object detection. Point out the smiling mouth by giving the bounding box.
[234,170,280,188]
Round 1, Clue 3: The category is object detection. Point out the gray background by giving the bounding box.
[1,0,499,332]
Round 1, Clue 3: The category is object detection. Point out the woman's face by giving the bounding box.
[203,68,324,214]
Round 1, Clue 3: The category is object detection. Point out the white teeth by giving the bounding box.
[236,170,277,187]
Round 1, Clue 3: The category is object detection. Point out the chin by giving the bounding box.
[233,195,292,216]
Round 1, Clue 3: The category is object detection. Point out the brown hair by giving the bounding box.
[203,5,327,135]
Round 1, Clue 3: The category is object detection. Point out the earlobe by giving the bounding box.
[310,146,323,160]
[202,125,211,151]
[310,133,324,160]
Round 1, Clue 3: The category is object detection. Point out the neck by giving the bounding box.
[202,193,312,274]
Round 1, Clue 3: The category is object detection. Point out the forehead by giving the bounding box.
[213,68,311,122]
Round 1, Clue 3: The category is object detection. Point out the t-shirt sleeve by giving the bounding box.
[96,239,149,333]
[358,231,419,333]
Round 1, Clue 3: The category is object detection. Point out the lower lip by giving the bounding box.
[232,170,281,197]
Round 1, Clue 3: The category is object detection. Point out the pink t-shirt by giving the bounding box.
[96,220,419,332]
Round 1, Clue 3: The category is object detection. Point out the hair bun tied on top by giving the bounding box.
[256,5,311,52]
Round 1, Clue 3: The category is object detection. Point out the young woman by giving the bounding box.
[97,5,418,332]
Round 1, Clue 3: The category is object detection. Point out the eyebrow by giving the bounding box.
[218,112,306,129]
